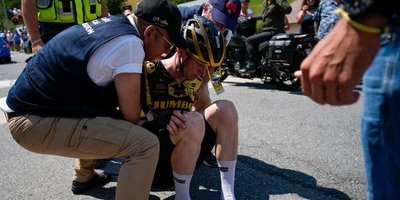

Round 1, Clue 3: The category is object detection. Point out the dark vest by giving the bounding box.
[7,15,141,118]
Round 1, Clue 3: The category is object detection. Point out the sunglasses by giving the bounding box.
[154,27,175,58]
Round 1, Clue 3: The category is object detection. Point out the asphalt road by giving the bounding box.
[0,52,366,200]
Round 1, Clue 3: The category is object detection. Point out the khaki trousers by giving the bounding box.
[8,115,159,200]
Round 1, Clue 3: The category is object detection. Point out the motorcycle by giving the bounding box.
[217,17,315,91]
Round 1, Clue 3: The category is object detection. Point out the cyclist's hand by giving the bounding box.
[166,110,187,135]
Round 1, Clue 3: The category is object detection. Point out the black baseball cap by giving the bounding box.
[134,0,186,48]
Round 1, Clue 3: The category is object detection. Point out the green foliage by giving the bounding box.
[0,0,20,14]
[0,0,20,31]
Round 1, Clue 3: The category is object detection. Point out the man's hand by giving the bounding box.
[166,110,187,135]
[295,19,380,105]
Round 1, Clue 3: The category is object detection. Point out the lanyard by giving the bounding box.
[143,62,154,121]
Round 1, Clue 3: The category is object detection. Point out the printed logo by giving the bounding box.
[168,82,187,98]
[183,80,201,101]
[219,166,229,172]
[174,177,186,184]
[152,16,169,27]
[82,23,94,34]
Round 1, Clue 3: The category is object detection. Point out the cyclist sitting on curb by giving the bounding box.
[140,16,239,200]
[179,0,242,168]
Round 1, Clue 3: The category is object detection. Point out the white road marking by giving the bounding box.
[0,79,15,124]
[0,112,6,124]
[0,79,16,89]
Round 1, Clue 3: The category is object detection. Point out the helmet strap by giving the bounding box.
[177,55,189,73]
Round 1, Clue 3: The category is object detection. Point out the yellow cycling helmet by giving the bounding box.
[183,15,226,68]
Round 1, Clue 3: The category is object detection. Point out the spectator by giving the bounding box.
[237,0,258,37]
[240,0,254,18]
[296,0,400,199]
[297,0,320,34]
[313,0,342,40]
[240,0,292,74]
[21,0,109,53]
[21,31,32,54]
[5,30,14,51]
[13,31,21,52]
[179,0,241,44]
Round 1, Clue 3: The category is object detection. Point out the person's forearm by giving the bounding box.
[100,0,109,17]
[22,0,41,41]
[314,21,319,35]
[296,11,304,24]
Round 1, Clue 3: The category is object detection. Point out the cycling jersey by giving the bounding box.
[140,60,216,189]
[141,60,202,120]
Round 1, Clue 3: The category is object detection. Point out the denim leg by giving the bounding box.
[361,32,400,200]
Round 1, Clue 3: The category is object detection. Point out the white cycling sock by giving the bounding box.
[173,172,192,200]
[218,160,237,200]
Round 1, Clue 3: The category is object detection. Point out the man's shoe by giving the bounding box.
[239,62,256,74]
[203,152,218,168]
[71,172,111,195]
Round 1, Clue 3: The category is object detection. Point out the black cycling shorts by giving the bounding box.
[145,117,216,189]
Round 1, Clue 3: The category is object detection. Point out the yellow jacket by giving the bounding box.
[37,0,102,24]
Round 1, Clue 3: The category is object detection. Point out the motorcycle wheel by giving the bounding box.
[277,78,300,91]
[268,70,301,91]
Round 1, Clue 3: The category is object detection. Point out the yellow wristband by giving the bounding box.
[335,7,388,35]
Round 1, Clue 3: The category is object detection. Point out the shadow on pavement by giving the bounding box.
[224,79,363,95]
[224,80,303,94]
[78,155,351,200]
[83,186,116,200]
[224,80,290,91]
[191,155,351,200]
[83,186,160,200]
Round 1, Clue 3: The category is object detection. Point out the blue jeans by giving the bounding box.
[361,30,400,199]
